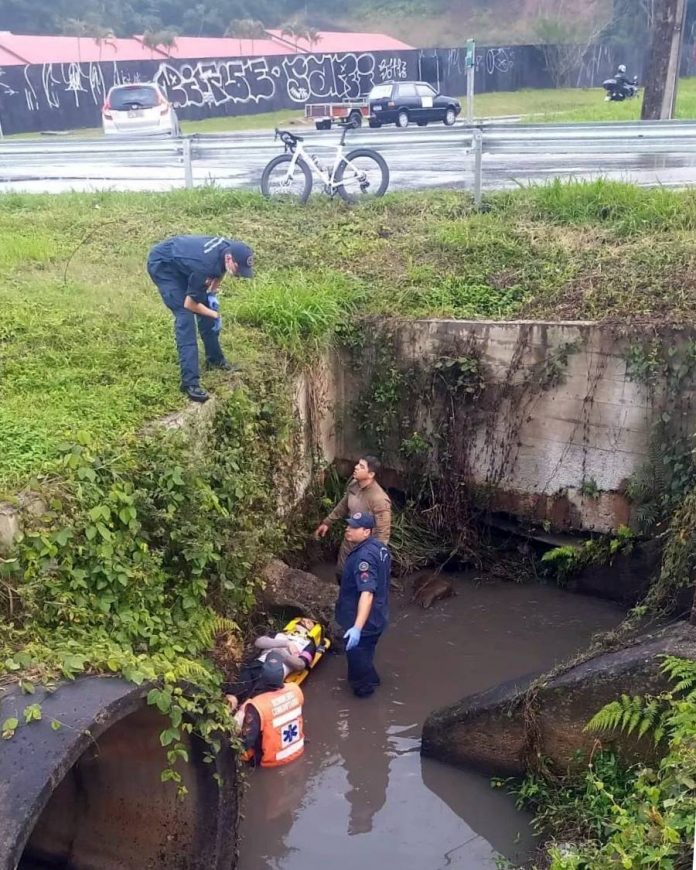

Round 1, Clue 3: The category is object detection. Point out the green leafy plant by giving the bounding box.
[579,477,599,500]
[0,368,297,770]
[510,656,696,868]
[540,526,635,586]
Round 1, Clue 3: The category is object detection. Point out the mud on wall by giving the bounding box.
[330,320,696,535]
[0,41,646,134]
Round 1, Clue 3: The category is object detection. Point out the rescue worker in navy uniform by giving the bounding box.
[147,235,254,403]
[335,511,391,698]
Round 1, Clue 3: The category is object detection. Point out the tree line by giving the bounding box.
[0,0,336,41]
[1,0,696,50]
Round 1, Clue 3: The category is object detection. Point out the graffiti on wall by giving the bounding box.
[441,45,516,79]
[478,46,515,75]
[0,50,414,124]
[153,51,409,109]
[17,61,148,113]
[154,58,276,106]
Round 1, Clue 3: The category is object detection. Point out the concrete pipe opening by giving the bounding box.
[0,678,238,870]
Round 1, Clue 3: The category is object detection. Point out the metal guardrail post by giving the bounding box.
[472,129,483,207]
[182,137,193,189]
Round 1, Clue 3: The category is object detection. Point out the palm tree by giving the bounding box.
[91,25,116,62]
[280,20,310,53]
[61,18,89,63]
[155,29,178,57]
[143,29,178,59]
[225,18,266,56]
[306,26,321,52]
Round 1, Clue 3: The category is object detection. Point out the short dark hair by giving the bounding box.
[360,455,381,475]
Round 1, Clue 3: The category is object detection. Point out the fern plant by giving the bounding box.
[586,693,666,743]
[585,655,696,745]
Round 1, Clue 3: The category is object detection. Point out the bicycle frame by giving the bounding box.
[284,139,350,190]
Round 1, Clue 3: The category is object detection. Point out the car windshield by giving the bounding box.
[369,84,392,100]
[110,86,160,110]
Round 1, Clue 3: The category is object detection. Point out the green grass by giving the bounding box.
[3,181,696,487]
[473,76,696,123]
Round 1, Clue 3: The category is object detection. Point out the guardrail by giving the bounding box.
[466,120,696,204]
[2,119,696,197]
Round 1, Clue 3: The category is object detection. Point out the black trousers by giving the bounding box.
[223,661,264,703]
[346,632,381,697]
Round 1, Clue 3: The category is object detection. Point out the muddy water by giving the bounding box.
[237,570,624,869]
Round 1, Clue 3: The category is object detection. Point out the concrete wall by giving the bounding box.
[330,320,690,535]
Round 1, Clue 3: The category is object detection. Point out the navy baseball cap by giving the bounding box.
[225,240,254,278]
[346,511,375,530]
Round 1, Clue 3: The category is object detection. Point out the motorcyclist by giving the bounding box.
[613,64,631,96]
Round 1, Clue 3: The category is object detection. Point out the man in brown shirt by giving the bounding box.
[314,455,392,576]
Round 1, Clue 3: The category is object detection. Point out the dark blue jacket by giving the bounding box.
[149,235,234,304]
[336,536,391,636]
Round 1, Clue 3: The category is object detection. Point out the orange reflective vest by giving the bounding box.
[241,683,305,768]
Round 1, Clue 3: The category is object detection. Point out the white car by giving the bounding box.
[102,83,180,137]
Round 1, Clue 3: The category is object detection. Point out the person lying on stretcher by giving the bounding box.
[224,617,322,709]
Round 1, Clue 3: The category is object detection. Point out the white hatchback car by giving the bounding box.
[102,83,180,137]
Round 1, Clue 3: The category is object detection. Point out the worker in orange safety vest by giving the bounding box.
[233,658,305,768]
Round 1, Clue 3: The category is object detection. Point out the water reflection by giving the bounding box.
[238,573,624,869]
[341,700,390,836]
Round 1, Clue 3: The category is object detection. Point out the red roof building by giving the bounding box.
[265,29,412,53]
[0,30,414,66]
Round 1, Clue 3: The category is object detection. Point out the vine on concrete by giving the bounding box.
[621,336,696,617]
[344,322,584,573]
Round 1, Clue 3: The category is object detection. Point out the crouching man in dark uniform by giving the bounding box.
[336,511,391,698]
[147,235,254,402]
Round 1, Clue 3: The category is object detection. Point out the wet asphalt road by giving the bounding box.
[2,122,696,195]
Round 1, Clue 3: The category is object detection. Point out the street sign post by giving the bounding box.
[465,39,475,124]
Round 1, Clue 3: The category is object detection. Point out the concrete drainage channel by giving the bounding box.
[0,678,238,870]
[4,317,696,867]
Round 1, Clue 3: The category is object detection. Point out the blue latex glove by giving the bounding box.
[208,293,222,333]
[343,626,361,651]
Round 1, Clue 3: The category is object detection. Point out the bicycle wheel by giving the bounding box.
[260,154,313,203]
[335,148,389,202]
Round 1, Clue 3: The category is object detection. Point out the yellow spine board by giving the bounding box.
[282,617,331,686]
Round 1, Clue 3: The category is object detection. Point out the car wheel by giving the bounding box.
[444,108,456,126]
[396,110,409,128]
[348,111,363,128]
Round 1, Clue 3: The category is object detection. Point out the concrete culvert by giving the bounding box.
[0,677,238,870]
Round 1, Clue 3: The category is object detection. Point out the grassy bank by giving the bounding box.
[3,181,696,487]
[478,77,696,122]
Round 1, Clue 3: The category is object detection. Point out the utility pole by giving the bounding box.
[641,0,688,119]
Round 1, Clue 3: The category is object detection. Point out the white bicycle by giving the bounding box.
[260,127,389,204]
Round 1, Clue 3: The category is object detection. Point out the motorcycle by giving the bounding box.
[602,75,639,102]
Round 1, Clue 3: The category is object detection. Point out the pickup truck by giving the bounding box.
[304,99,369,130]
